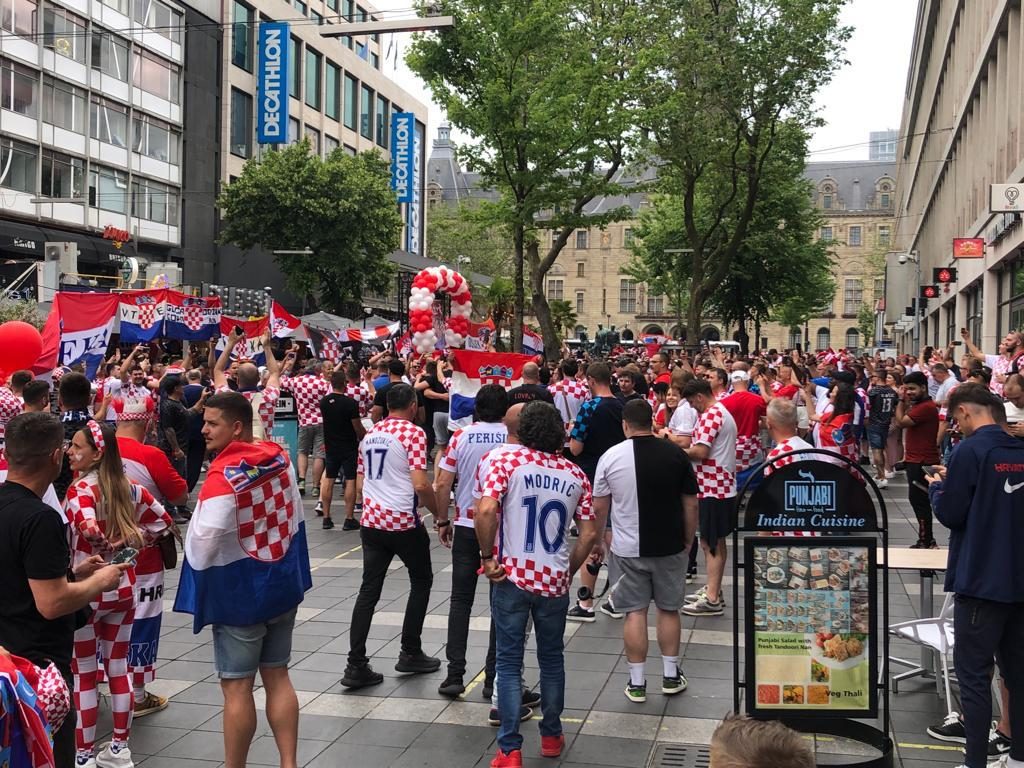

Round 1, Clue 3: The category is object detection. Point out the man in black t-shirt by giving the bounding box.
[372,360,426,424]
[0,413,127,767]
[320,371,366,531]
[55,372,94,500]
[866,376,899,486]
[507,362,555,405]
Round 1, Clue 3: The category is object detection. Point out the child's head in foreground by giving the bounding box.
[710,714,815,768]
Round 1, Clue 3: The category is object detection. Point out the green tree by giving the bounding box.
[0,298,42,329]
[478,276,515,350]
[548,299,578,343]
[408,0,641,356]
[636,0,849,341]
[217,141,403,313]
[425,201,513,280]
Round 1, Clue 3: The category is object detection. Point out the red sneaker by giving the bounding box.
[541,734,565,758]
[490,749,523,767]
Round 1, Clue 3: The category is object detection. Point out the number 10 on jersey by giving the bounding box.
[522,495,568,554]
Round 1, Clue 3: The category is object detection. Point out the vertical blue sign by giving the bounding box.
[390,112,415,203]
[257,22,289,144]
[406,120,423,254]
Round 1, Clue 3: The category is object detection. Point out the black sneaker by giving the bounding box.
[340,664,383,690]
[314,501,324,516]
[662,668,688,695]
[488,705,532,726]
[353,503,363,514]
[599,600,624,619]
[298,482,306,497]
[989,727,1012,757]
[566,603,596,623]
[438,675,465,697]
[624,682,646,703]
[322,517,334,530]
[482,678,494,699]
[521,689,541,708]
[395,652,441,675]
[909,540,938,550]
[926,711,966,743]
[342,518,360,531]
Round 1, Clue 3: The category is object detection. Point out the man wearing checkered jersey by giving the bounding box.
[476,402,604,767]
[341,383,442,691]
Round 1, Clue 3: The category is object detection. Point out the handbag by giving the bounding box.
[157,524,181,570]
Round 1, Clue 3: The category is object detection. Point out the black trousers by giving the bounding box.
[953,595,1024,767]
[445,525,482,678]
[348,525,433,667]
[53,666,74,768]
[905,463,933,543]
[186,438,205,492]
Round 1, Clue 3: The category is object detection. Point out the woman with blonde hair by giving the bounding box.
[65,421,172,768]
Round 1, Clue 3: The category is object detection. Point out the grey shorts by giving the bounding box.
[212,607,298,679]
[610,552,688,613]
[433,411,450,447]
[298,424,325,459]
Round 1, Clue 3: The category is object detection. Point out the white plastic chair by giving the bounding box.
[889,591,955,712]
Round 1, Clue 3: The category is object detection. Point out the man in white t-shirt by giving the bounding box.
[477,402,602,766]
[434,385,509,698]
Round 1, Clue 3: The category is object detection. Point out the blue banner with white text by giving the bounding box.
[257,22,289,144]
[391,112,415,203]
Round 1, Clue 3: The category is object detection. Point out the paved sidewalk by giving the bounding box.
[92,472,970,768]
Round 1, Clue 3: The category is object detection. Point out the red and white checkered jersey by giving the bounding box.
[0,386,22,441]
[281,374,331,427]
[763,435,813,476]
[692,403,737,499]
[345,382,374,418]
[473,443,520,503]
[438,421,507,528]
[221,385,280,438]
[65,473,172,607]
[480,446,594,597]
[548,379,589,429]
[359,417,428,531]
[735,435,763,472]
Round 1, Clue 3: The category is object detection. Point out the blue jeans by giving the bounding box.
[491,579,568,753]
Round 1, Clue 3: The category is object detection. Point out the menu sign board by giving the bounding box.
[745,537,877,718]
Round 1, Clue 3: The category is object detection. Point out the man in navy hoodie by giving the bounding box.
[928,383,1024,768]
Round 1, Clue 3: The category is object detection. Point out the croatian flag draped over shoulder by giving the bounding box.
[173,440,312,632]
[448,349,536,430]
[164,292,222,341]
[216,317,269,365]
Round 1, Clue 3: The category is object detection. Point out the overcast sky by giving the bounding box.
[373,0,919,162]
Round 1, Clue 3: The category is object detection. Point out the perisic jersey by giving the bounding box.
[480,446,594,597]
[358,417,429,531]
[438,421,507,528]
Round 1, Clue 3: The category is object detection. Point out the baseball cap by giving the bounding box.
[729,370,750,383]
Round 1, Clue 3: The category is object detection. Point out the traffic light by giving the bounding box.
[920,285,939,300]
[934,267,958,284]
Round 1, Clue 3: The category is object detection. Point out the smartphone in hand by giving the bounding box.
[111,547,139,565]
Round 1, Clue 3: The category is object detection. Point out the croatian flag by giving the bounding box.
[119,289,167,343]
[216,317,269,365]
[337,322,401,344]
[270,301,302,339]
[173,441,312,632]
[164,292,222,341]
[522,326,544,355]
[36,293,119,379]
[448,349,535,430]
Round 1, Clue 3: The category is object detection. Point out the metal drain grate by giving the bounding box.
[648,743,712,768]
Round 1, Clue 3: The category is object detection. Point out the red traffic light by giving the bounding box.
[934,267,958,284]
[920,285,939,299]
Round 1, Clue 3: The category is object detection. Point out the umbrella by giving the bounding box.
[300,311,352,331]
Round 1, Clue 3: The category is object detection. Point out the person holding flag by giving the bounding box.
[214,329,282,439]
[174,391,312,768]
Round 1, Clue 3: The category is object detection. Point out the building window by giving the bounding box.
[623,227,634,246]
[88,165,128,213]
[0,137,37,193]
[359,83,373,139]
[288,116,300,144]
[43,4,87,63]
[42,76,85,133]
[843,278,863,315]
[304,47,321,109]
[288,35,301,99]
[575,291,584,314]
[133,0,181,42]
[619,279,637,313]
[131,177,177,224]
[91,29,130,82]
[340,0,352,46]
[822,194,832,209]
[575,230,588,249]
[1,0,36,36]
[292,0,305,14]
[815,328,830,351]
[788,327,801,349]
[231,1,253,71]
[325,61,340,120]
[324,134,339,154]
[576,262,585,278]
[848,225,862,246]
[343,74,357,130]
[371,51,379,69]
[41,149,84,198]
[845,328,859,349]
[229,88,252,158]
[0,58,38,117]
[325,0,336,11]
[647,295,664,314]
[304,124,320,154]
[310,9,321,24]
[873,277,885,302]
[133,114,179,163]
[132,49,180,102]
[878,225,890,246]
[375,94,388,148]
[89,96,128,147]
[820,226,833,242]
[547,279,563,301]
[880,193,890,208]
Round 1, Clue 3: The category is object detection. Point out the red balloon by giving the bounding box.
[0,321,42,372]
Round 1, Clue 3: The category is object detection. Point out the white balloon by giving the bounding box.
[410,299,430,312]
[450,303,472,318]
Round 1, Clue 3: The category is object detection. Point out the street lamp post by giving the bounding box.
[363,306,372,329]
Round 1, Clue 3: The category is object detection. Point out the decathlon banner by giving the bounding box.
[164,292,222,341]
[448,349,535,430]
[119,289,167,343]
[38,293,119,379]
[391,112,415,203]
[256,22,289,144]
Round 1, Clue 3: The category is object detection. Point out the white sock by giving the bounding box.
[134,686,146,704]
[662,656,679,679]
[628,662,645,686]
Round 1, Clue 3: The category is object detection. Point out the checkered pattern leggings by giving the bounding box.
[73,601,136,753]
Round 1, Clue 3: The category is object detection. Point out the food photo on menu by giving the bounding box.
[751,543,872,711]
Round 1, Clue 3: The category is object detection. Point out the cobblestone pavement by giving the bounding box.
[91,472,970,767]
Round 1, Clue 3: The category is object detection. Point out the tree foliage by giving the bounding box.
[548,299,578,342]
[478,276,515,350]
[635,0,850,340]
[217,141,403,313]
[425,201,513,280]
[0,298,42,329]
[407,0,642,356]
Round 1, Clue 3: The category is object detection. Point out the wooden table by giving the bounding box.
[882,546,949,689]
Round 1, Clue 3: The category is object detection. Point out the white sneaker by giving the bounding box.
[75,756,97,768]
[95,743,134,768]
[876,478,888,489]
[885,470,896,479]
[684,585,726,606]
